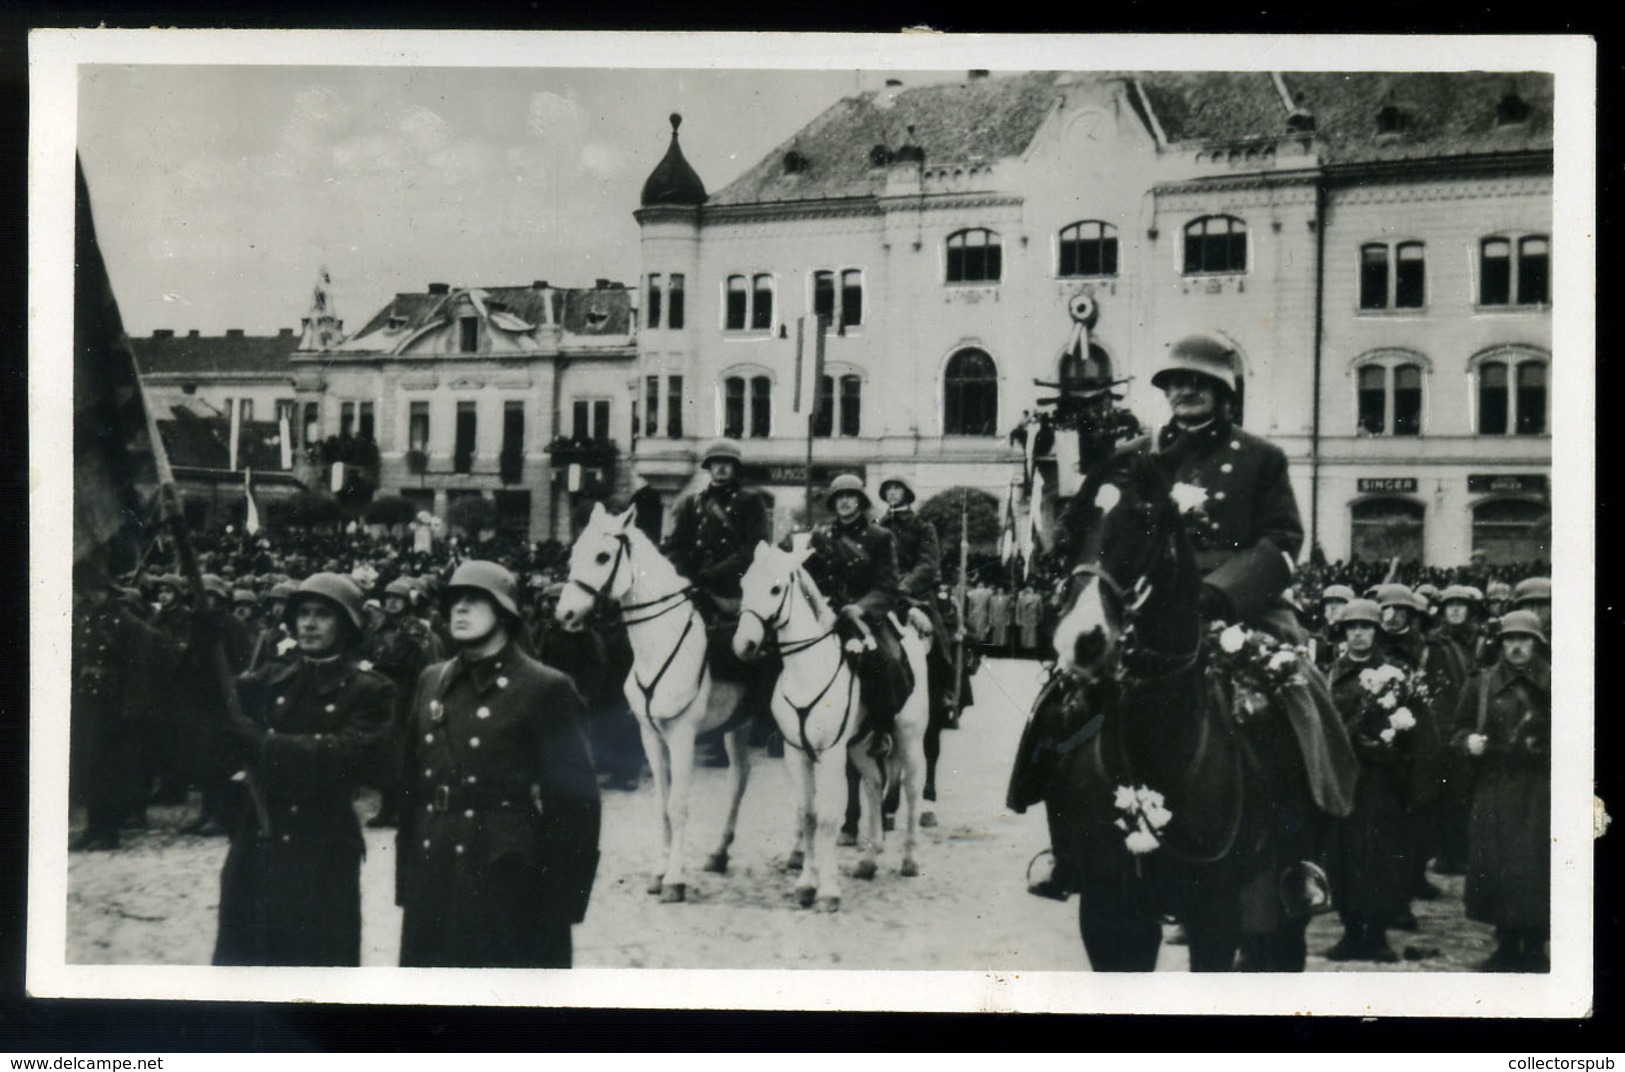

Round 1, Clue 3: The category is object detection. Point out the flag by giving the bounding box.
[73,156,166,572]
[999,483,1018,565]
[791,315,828,417]
[228,396,242,471]
[278,412,294,470]
[1025,468,1047,579]
[243,468,261,535]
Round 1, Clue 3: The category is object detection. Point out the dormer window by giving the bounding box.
[869,145,893,167]
[1496,87,1531,126]
[1375,105,1407,136]
[783,150,809,175]
[387,315,407,331]
[458,316,479,353]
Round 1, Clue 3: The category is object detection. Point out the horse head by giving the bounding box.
[556,501,638,631]
[733,539,826,661]
[1050,452,1198,682]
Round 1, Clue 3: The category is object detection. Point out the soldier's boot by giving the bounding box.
[1365,926,1399,963]
[1324,921,1367,962]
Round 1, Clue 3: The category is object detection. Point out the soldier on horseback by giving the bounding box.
[799,474,911,759]
[877,477,952,724]
[664,438,769,625]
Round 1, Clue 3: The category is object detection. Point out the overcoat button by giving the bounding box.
[496,677,508,689]
[464,809,475,818]
[476,706,491,719]
[424,768,433,778]
[469,737,481,748]
[1215,491,1227,501]
[425,733,435,744]
[1229,440,1240,450]
[455,844,465,855]
[467,775,478,784]
[281,835,291,844]
[1220,463,1234,473]
[289,804,298,814]
[423,839,431,849]
[325,703,336,713]
[276,697,286,705]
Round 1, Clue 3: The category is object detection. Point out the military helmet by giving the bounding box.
[153,573,187,594]
[826,472,872,510]
[232,588,257,607]
[285,572,367,634]
[1416,583,1440,602]
[1496,609,1547,645]
[699,438,744,469]
[1375,583,1417,610]
[878,476,916,505]
[1151,332,1239,395]
[1485,579,1513,601]
[446,559,521,618]
[1513,576,1552,606]
[1335,598,1383,630]
[1439,584,1482,606]
[383,576,416,599]
[266,580,299,603]
[201,573,231,600]
[1321,584,1356,604]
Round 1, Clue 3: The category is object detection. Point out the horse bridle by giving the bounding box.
[741,565,853,759]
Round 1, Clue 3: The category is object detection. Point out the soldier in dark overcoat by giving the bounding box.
[212,572,395,966]
[1452,610,1551,972]
[663,438,769,621]
[1432,584,1486,874]
[397,561,601,968]
[1308,584,1356,670]
[1322,600,1415,963]
[70,567,172,851]
[363,576,444,828]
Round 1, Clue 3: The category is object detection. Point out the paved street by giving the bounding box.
[66,658,1500,972]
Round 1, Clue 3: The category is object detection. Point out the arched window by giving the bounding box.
[1471,499,1550,565]
[1473,349,1547,435]
[946,228,1002,283]
[1058,221,1118,278]
[1183,215,1247,275]
[1350,498,1424,565]
[1354,356,1426,436]
[943,348,999,436]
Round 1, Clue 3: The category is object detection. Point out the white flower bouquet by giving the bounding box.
[1113,784,1173,855]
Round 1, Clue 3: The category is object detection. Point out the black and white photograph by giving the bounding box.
[27,30,1594,1015]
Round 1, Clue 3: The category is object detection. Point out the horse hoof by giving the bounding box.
[854,859,878,881]
[786,850,805,871]
[703,852,728,874]
[920,811,937,828]
[821,896,842,913]
[796,886,817,908]
[660,883,687,904]
[900,860,920,878]
[837,830,858,848]
[646,876,665,896]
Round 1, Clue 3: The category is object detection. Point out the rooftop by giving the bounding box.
[131,329,300,376]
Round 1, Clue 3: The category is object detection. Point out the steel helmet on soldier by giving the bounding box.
[878,476,917,505]
[232,588,257,607]
[1496,609,1547,646]
[285,572,367,634]
[826,473,872,510]
[1486,579,1513,602]
[1151,332,1239,395]
[1334,598,1383,630]
[1375,583,1417,609]
[1513,576,1552,606]
[1439,584,1482,606]
[699,438,744,469]
[1321,584,1356,604]
[446,560,521,618]
[384,576,416,599]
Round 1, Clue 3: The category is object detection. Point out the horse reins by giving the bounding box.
[743,567,854,759]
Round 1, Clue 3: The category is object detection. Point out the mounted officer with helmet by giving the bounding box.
[663,438,770,630]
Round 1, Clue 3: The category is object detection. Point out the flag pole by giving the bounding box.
[952,487,968,714]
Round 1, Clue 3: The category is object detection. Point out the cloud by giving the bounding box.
[280,84,353,158]
[527,91,589,143]
[581,141,629,178]
[399,105,451,154]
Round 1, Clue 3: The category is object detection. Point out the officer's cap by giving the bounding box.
[878,476,916,505]
[1151,332,1239,395]
[826,473,872,510]
[446,560,521,619]
[1513,576,1552,606]
[1496,609,1547,645]
[699,438,744,469]
[1335,598,1383,630]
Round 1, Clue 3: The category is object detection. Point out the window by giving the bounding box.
[1351,498,1425,565]
[1480,234,1550,307]
[454,401,477,474]
[667,375,684,439]
[946,229,1002,283]
[302,402,320,448]
[812,268,865,328]
[236,399,254,423]
[340,402,355,439]
[751,275,774,331]
[1472,499,1550,565]
[275,399,296,430]
[1058,221,1119,278]
[1359,241,1426,310]
[408,401,430,452]
[571,399,612,442]
[669,273,685,329]
[943,349,999,436]
[722,375,771,439]
[644,375,660,437]
[1355,361,1424,436]
[501,401,525,484]
[725,275,748,330]
[647,273,662,329]
[1183,215,1248,275]
[459,316,479,353]
[1475,352,1548,435]
[358,402,375,441]
[811,373,863,439]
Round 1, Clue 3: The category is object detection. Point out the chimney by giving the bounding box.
[595,278,610,289]
[152,329,174,339]
[968,69,989,81]
[278,328,295,337]
[427,282,450,295]
[225,329,245,338]
[532,280,550,290]
[187,329,201,338]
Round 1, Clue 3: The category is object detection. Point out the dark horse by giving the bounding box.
[1008,451,1324,971]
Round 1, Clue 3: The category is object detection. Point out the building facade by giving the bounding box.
[631,71,1553,566]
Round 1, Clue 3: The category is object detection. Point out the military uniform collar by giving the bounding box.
[1158,416,1232,452]
[303,653,357,695]
[832,516,870,538]
[1494,658,1550,694]
[704,481,739,501]
[448,639,515,694]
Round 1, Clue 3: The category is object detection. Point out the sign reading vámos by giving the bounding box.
[1467,473,1549,495]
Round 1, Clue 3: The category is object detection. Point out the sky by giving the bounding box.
[77,65,963,337]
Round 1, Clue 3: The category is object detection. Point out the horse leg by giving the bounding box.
[637,715,672,896]
[1181,873,1242,972]
[1076,866,1161,972]
[896,714,926,878]
[704,723,751,874]
[838,760,861,846]
[785,751,817,904]
[849,748,883,881]
[659,716,698,903]
[812,747,849,910]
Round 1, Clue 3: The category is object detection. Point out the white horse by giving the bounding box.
[732,541,929,911]
[555,502,752,903]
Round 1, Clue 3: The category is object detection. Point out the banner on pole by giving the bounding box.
[244,468,261,535]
